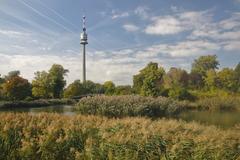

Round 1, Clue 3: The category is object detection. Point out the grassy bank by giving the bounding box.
[0,99,77,109]
[75,95,194,118]
[75,95,240,118]
[0,113,239,159]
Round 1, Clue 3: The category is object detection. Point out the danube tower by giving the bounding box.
[80,16,88,83]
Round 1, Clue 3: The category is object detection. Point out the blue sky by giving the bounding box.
[0,0,240,84]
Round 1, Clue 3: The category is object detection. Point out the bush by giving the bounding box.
[75,95,193,118]
[168,87,195,101]
[195,96,240,111]
[0,113,239,159]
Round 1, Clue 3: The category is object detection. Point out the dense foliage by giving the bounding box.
[75,95,193,118]
[32,64,68,99]
[2,74,31,100]
[0,113,239,160]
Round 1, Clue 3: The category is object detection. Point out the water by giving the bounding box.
[0,105,76,116]
[1,105,240,128]
[178,110,240,128]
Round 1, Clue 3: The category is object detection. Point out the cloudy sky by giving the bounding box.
[0,0,240,85]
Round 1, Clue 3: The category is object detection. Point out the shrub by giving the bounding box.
[168,87,195,101]
[195,96,240,111]
[75,95,192,118]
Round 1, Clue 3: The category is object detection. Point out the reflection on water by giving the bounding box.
[0,105,76,116]
[178,110,240,128]
[1,105,240,128]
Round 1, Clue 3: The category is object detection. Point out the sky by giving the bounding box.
[0,0,240,85]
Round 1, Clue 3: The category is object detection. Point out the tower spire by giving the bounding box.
[80,16,88,83]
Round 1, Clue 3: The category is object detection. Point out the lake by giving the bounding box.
[1,105,240,128]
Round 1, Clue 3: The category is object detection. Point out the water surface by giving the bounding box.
[1,105,240,128]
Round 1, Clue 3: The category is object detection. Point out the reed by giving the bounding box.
[0,113,239,159]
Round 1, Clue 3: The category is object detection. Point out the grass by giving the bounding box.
[0,99,77,109]
[0,113,239,159]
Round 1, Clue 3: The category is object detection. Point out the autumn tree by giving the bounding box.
[133,62,165,97]
[163,67,189,88]
[3,74,31,100]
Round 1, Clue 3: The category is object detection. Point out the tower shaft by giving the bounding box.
[82,44,86,82]
[80,16,88,83]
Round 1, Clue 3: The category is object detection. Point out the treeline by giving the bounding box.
[133,55,240,100]
[0,55,239,101]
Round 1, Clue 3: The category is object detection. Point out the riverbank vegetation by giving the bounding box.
[0,113,239,160]
[75,95,240,118]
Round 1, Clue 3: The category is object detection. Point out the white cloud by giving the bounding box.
[145,10,212,35]
[134,6,150,19]
[123,24,139,32]
[145,16,184,35]
[0,29,29,38]
[136,40,220,58]
[111,11,129,19]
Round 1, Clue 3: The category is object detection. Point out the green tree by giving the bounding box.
[3,75,31,100]
[32,71,53,98]
[0,74,4,99]
[163,67,189,89]
[48,64,69,98]
[133,62,165,97]
[235,63,240,91]
[218,68,238,92]
[82,80,104,94]
[191,55,219,77]
[5,70,20,80]
[64,80,84,98]
[204,69,219,90]
[103,81,115,95]
[115,85,132,95]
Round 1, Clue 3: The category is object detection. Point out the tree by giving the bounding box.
[32,71,53,98]
[163,67,189,89]
[204,69,219,90]
[191,55,219,77]
[235,63,240,91]
[82,80,104,94]
[0,74,4,100]
[133,62,165,97]
[3,75,31,100]
[48,64,69,98]
[103,81,115,95]
[115,85,132,95]
[64,80,84,98]
[218,68,238,92]
[5,70,20,80]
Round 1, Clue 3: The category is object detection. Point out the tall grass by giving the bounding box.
[75,95,193,118]
[0,113,239,159]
